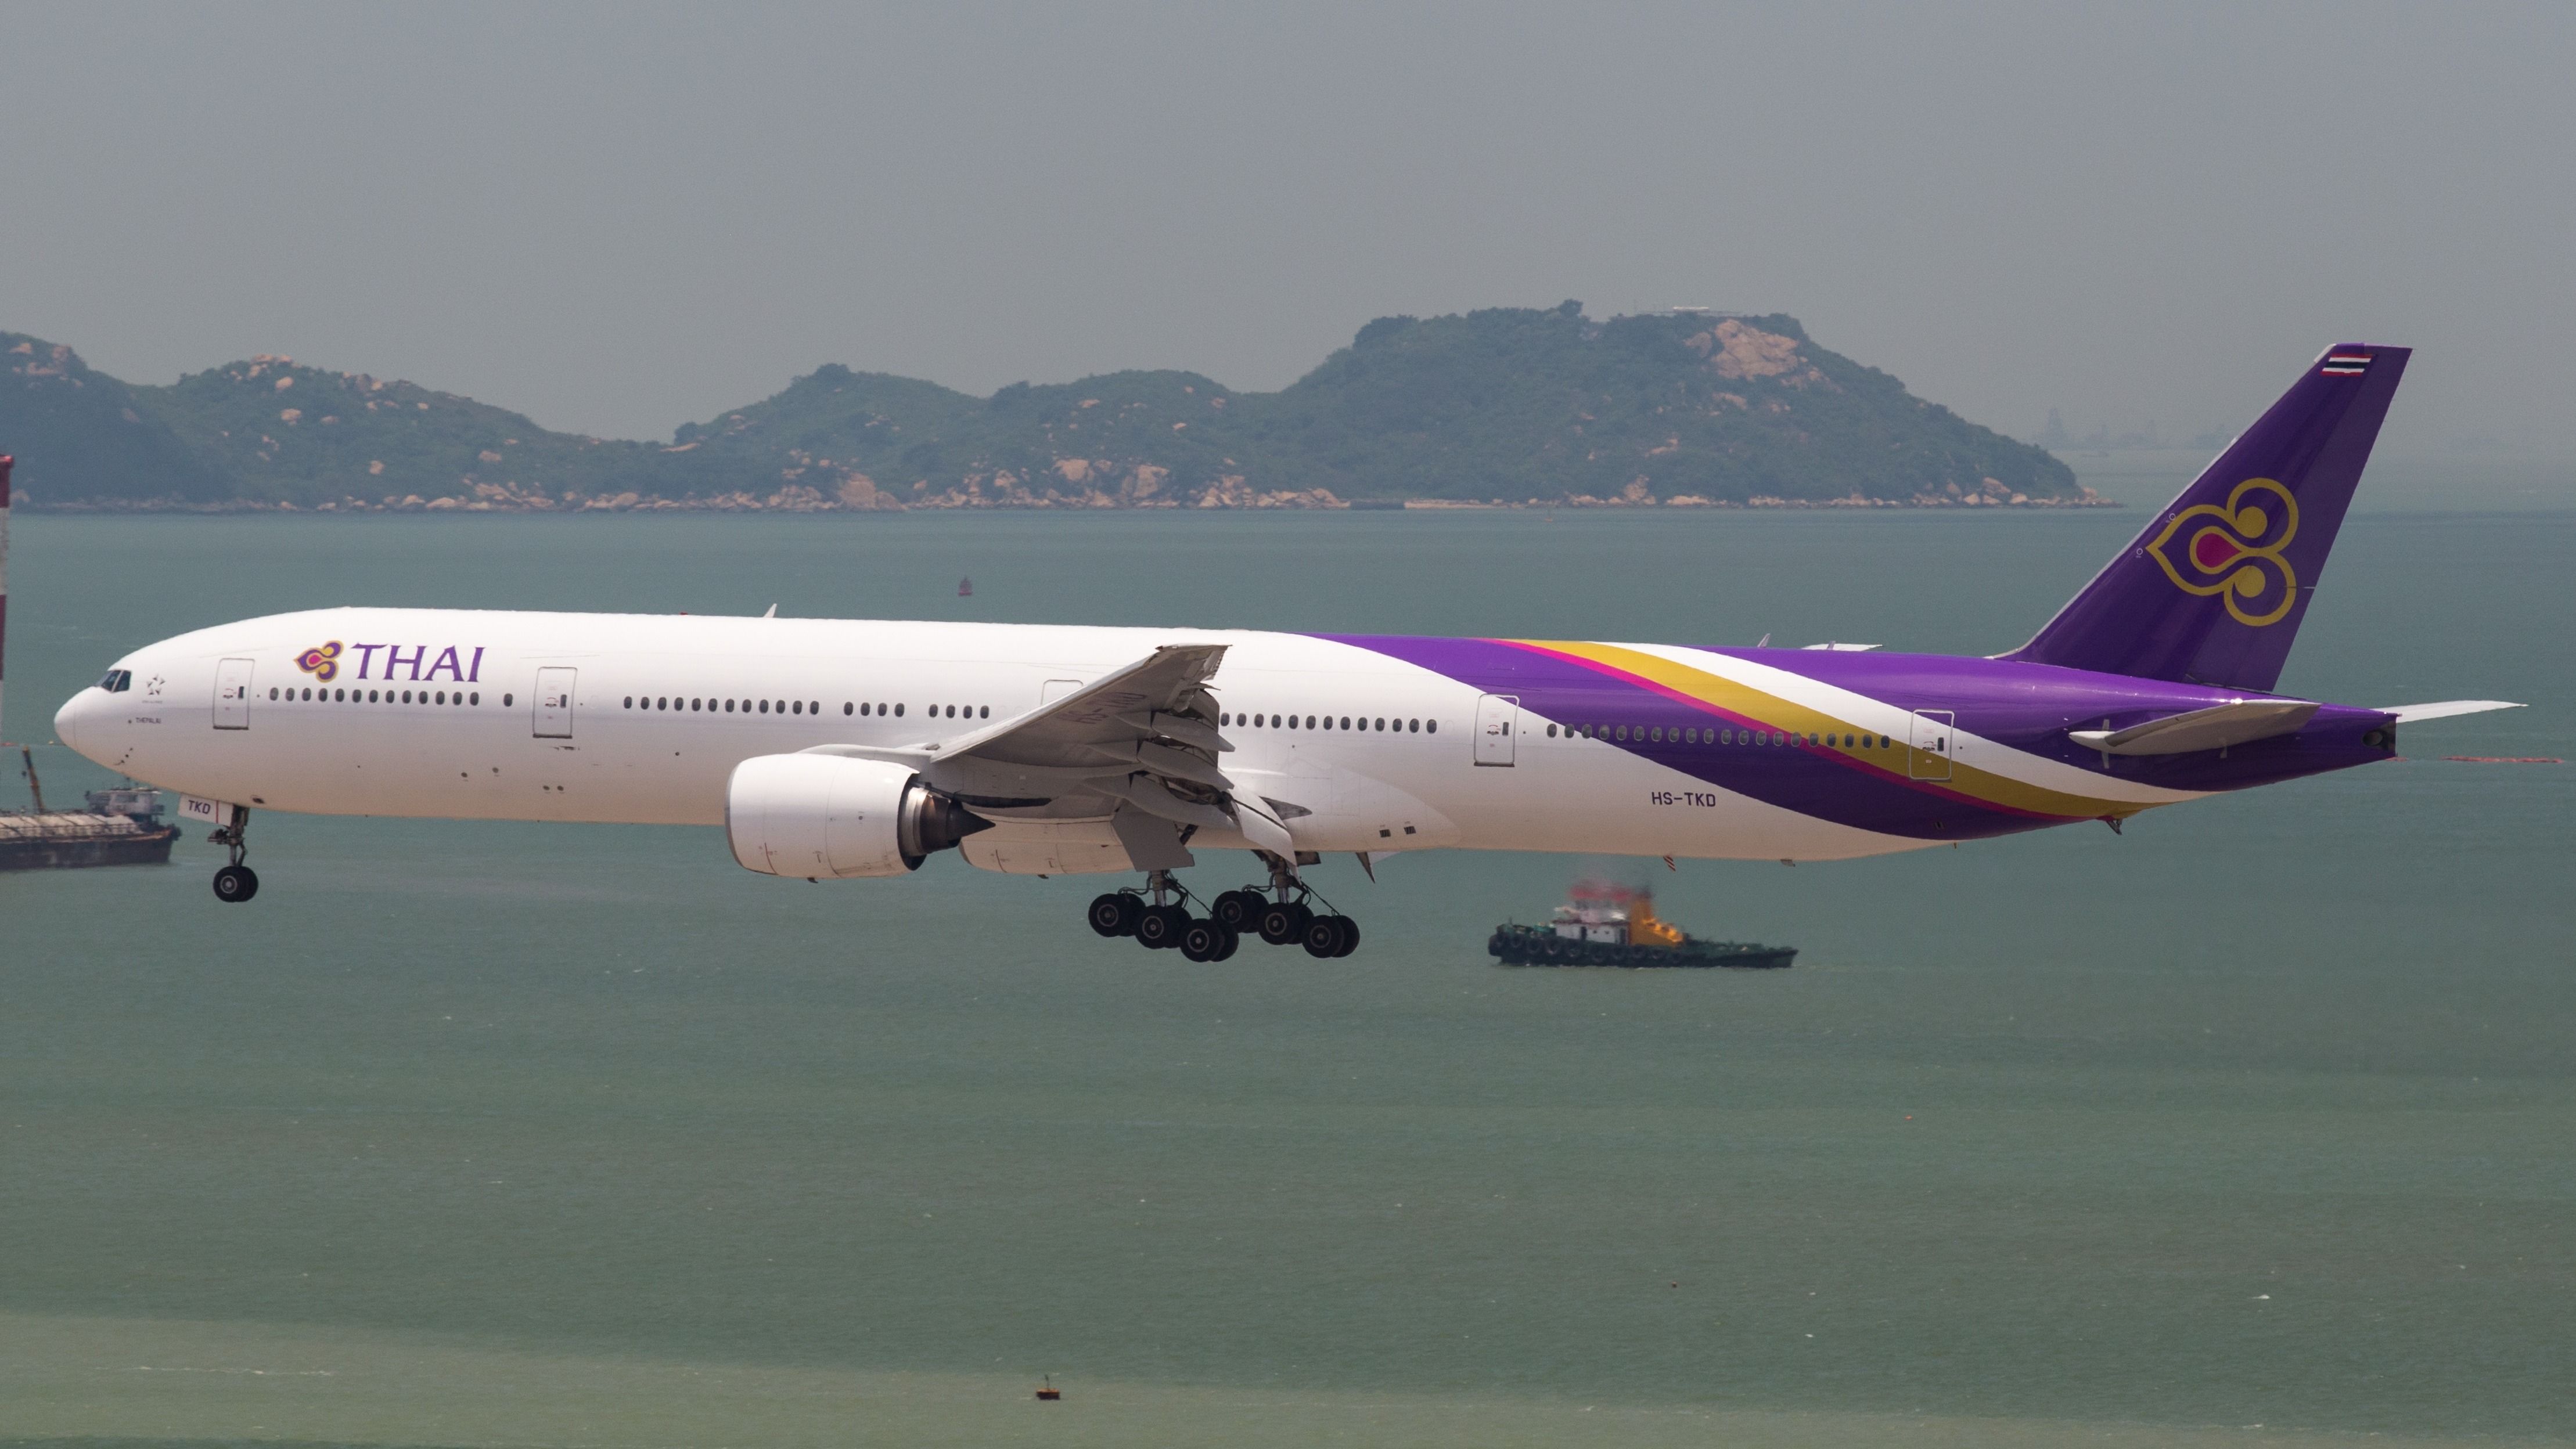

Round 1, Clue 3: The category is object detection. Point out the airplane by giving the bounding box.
[48,344,2518,959]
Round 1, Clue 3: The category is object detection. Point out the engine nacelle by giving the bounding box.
[725,754,987,878]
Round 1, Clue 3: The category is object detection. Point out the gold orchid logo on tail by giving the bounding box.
[2144,478,2300,626]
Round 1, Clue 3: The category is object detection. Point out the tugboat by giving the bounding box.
[1489,882,1794,969]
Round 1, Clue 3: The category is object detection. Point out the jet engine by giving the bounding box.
[725,754,988,878]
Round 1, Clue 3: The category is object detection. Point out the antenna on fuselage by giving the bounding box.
[762,603,777,618]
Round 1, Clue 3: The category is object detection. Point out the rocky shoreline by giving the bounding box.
[18,477,2116,514]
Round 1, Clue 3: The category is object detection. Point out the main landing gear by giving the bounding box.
[1086,856,1359,960]
[208,806,258,903]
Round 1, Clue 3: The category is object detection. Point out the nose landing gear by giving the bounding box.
[207,806,258,903]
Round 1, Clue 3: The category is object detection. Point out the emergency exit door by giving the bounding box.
[1908,709,1955,781]
[213,658,255,729]
[1474,693,1520,766]
[533,667,577,738]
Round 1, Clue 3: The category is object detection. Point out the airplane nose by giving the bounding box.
[55,690,88,756]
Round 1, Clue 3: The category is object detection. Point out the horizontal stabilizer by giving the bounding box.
[2377,699,2523,724]
[2069,699,2319,756]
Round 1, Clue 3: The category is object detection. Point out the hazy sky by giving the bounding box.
[5,2,2570,456]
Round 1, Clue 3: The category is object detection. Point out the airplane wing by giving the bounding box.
[805,643,1295,860]
[2067,699,2319,756]
[2375,699,2523,724]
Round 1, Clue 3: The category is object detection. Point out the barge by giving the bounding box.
[0,454,179,872]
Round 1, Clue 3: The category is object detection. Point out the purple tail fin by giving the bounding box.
[2003,344,2410,691]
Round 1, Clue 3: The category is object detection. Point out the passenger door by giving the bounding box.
[1474,693,1519,767]
[214,658,255,730]
[533,667,577,739]
[1908,709,1955,781]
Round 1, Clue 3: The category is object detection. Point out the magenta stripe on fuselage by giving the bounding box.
[1318,633,2067,841]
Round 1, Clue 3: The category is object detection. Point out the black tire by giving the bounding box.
[212,864,258,903]
[1487,932,1509,958]
[1258,900,1312,946]
[1088,892,1139,937]
[1212,925,1240,961]
[1135,903,1190,950]
[1211,889,1260,931]
[1331,916,1359,957]
[1181,919,1225,962]
[1301,914,1344,958]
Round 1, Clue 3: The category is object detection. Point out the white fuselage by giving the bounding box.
[54,607,2193,870]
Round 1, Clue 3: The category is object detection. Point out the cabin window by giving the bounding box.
[791,701,802,715]
[624,697,633,708]
[758,700,768,713]
[503,694,513,706]
[859,702,869,715]
[843,702,852,715]
[1614,725,1627,741]
[1408,719,1419,733]
[1426,719,1436,734]
[893,704,904,716]
[470,693,479,705]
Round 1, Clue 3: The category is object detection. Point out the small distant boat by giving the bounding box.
[0,753,178,872]
[1490,882,1794,969]
[959,576,974,597]
[1034,1375,1061,1401]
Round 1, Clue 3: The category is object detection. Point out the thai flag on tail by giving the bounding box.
[2321,351,2373,376]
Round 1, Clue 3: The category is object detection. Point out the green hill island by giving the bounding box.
[3,304,2098,512]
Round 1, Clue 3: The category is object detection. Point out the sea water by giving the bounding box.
[1,482,2570,1447]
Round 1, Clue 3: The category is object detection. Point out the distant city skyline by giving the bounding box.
[3,2,2570,463]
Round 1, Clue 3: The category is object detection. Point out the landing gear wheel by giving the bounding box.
[1303,914,1353,958]
[1211,925,1241,961]
[1258,900,1312,946]
[1180,918,1232,962]
[1088,892,1142,937]
[1211,889,1262,932]
[212,864,260,903]
[1135,903,1191,950]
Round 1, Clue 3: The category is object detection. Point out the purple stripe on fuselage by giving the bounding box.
[1316,635,2397,839]
[1318,633,2057,841]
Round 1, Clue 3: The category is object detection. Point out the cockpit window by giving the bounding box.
[96,669,133,693]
